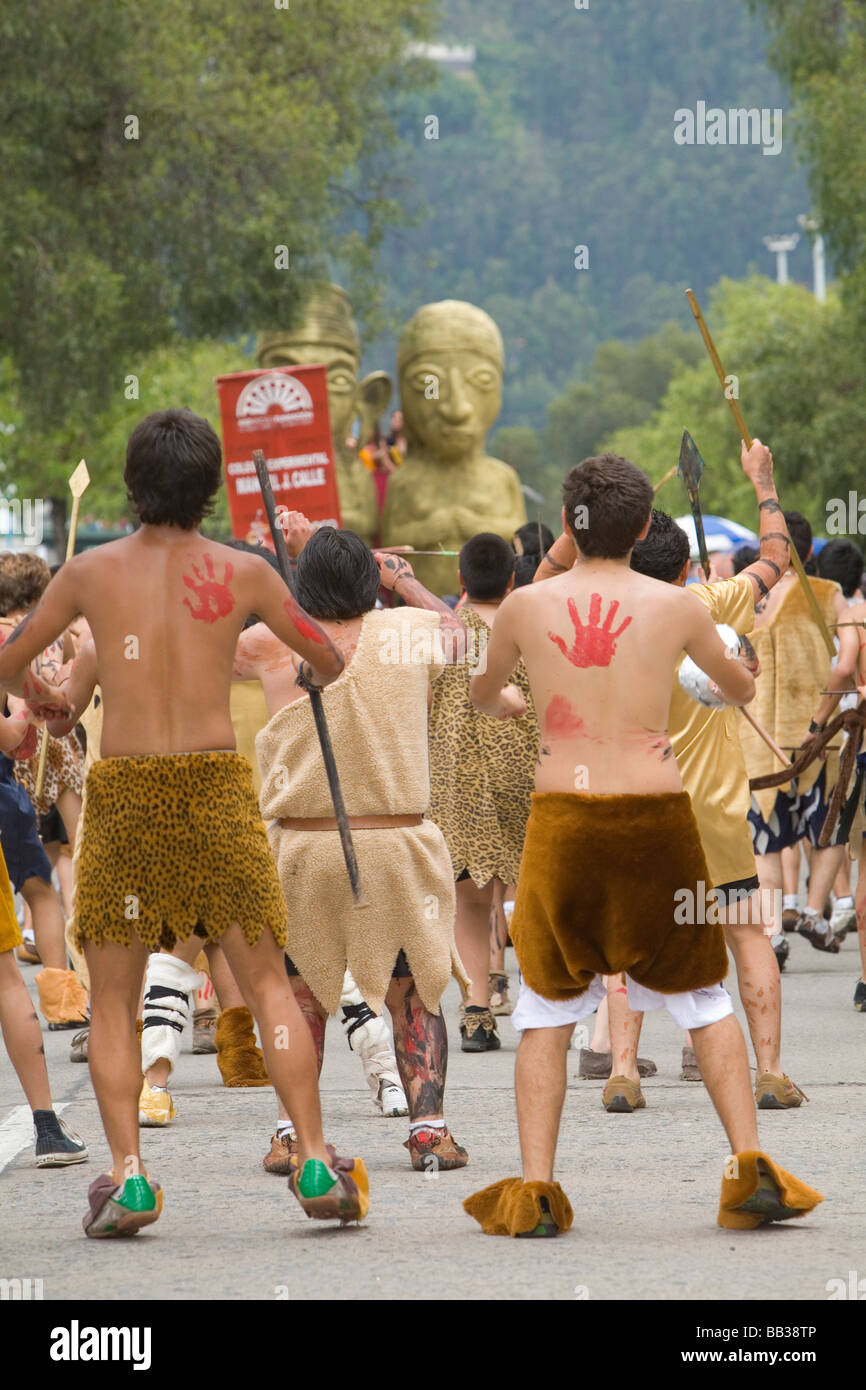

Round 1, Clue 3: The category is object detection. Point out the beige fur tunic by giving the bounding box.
[256,608,468,1015]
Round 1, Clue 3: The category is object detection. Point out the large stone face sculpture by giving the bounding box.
[381,300,526,595]
[257,284,387,543]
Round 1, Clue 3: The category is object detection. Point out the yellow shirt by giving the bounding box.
[670,576,757,888]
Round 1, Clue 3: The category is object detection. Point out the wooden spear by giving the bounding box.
[685,289,835,658]
[34,460,90,798]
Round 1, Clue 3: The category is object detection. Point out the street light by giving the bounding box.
[797,215,827,304]
[762,233,800,285]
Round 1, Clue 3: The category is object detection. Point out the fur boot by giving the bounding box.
[718,1151,824,1230]
[215,1006,270,1087]
[35,967,88,1028]
[463,1177,574,1236]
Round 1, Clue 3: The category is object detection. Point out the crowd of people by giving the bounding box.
[1,405,860,1240]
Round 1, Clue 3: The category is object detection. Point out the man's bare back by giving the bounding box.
[0,527,343,757]
[471,556,754,796]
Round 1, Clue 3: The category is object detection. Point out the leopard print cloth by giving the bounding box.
[72,751,288,952]
[428,605,539,887]
[15,730,84,816]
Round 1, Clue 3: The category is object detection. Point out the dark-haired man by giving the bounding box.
[742,511,857,954]
[0,408,370,1234]
[461,452,823,1237]
[234,526,471,1173]
[428,533,539,1050]
[605,440,807,1107]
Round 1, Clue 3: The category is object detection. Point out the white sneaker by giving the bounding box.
[830,904,857,941]
[375,1078,409,1117]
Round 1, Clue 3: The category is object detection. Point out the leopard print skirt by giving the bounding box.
[14,730,84,816]
[72,751,288,952]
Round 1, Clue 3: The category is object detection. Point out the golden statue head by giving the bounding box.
[397,300,504,464]
[257,284,391,457]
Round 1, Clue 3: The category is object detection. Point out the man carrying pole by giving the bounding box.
[0,408,370,1235]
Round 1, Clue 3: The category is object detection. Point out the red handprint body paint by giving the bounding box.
[548,593,632,669]
[183,556,235,623]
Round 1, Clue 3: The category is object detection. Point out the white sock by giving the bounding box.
[409,1118,446,1135]
[835,895,854,910]
[276,1120,296,1139]
[149,1084,167,1093]
[782,895,799,911]
[803,906,820,919]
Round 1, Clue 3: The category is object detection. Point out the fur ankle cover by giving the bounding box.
[215,1006,270,1087]
[463,1177,573,1236]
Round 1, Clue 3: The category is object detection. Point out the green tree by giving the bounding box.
[0,0,438,525]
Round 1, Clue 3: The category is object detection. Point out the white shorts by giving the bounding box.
[511,973,733,1033]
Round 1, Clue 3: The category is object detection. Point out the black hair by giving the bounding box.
[732,545,759,575]
[458,532,516,601]
[124,409,223,529]
[513,554,540,588]
[784,510,812,565]
[512,521,555,558]
[629,509,690,584]
[817,538,865,598]
[294,527,380,620]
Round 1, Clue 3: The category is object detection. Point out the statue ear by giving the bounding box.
[355,372,392,442]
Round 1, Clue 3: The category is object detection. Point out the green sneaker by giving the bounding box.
[83,1172,163,1238]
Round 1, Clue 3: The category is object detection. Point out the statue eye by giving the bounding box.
[468,368,496,389]
[411,371,437,393]
[328,371,354,393]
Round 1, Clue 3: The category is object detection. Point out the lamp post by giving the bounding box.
[797,214,827,303]
[762,233,800,285]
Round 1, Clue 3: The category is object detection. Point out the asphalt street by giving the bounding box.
[1,936,863,1302]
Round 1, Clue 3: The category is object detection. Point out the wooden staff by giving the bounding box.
[685,289,835,658]
[738,706,790,770]
[653,464,678,495]
[34,460,90,798]
[252,449,366,906]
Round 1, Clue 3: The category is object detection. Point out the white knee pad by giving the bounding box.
[338,970,401,1098]
[141,953,203,1074]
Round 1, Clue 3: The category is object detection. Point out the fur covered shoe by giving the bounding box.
[463,1177,574,1237]
[215,1006,270,1087]
[755,1073,809,1109]
[35,967,88,1030]
[718,1151,824,1230]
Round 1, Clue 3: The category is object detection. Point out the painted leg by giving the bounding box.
[722,896,782,1076]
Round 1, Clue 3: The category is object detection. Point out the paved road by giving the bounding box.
[1,937,863,1302]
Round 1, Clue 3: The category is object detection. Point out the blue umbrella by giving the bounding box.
[675,513,759,559]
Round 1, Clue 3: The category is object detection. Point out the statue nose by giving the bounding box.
[440,368,472,423]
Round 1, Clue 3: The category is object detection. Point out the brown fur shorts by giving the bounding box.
[73,752,287,953]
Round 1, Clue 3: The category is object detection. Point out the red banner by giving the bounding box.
[215,364,342,546]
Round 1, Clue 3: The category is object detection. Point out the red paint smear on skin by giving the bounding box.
[183,555,235,623]
[283,595,326,645]
[544,694,587,739]
[548,593,632,669]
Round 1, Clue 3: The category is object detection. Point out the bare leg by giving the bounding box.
[833,855,852,902]
[780,843,801,900]
[515,1024,573,1182]
[455,876,496,1008]
[588,994,610,1052]
[21,875,66,970]
[855,843,866,984]
[0,949,51,1109]
[205,941,244,1011]
[721,895,782,1076]
[386,975,447,1121]
[84,933,149,1180]
[488,881,508,975]
[755,852,783,936]
[56,787,81,848]
[805,844,844,915]
[217,922,329,1167]
[605,974,642,1081]
[690,1013,760,1153]
[274,978,327,1127]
